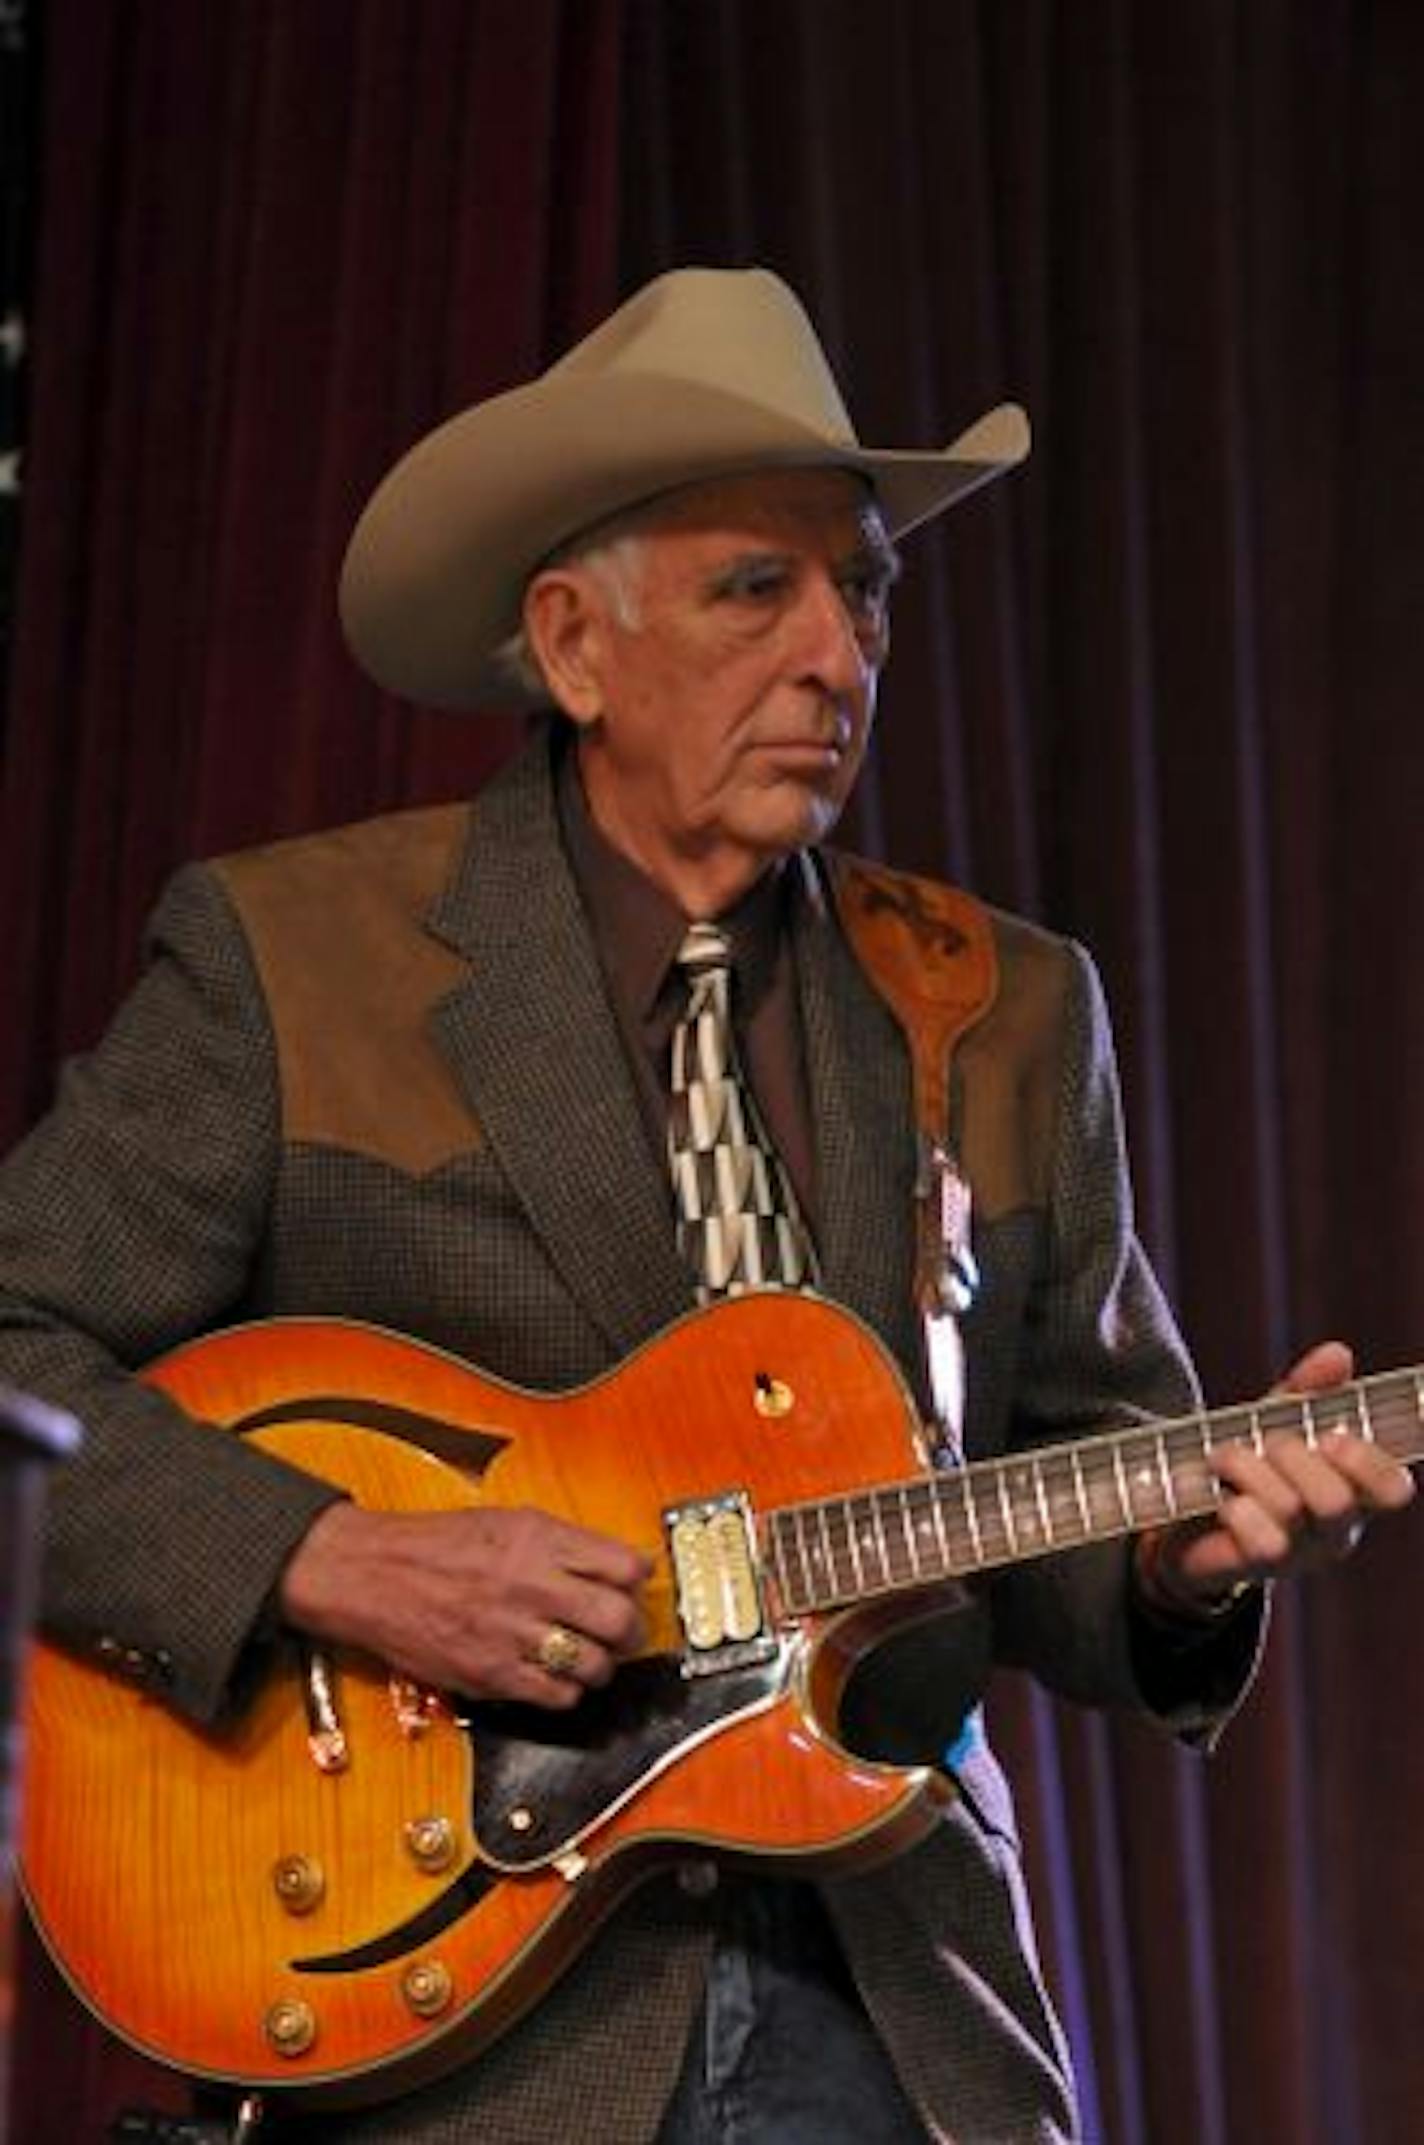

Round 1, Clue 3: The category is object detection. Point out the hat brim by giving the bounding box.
[339,374,1029,710]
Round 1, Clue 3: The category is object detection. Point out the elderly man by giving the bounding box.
[2,269,1410,2144]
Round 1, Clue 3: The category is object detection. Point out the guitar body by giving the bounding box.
[20,1293,957,2109]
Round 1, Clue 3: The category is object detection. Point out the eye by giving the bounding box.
[713,559,792,604]
[837,565,895,628]
[837,537,900,616]
[839,569,880,612]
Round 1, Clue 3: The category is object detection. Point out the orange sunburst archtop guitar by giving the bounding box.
[18,1292,1424,2112]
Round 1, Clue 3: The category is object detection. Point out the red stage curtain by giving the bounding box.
[5,4,1424,2140]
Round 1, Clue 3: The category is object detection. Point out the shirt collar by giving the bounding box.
[556,742,791,1020]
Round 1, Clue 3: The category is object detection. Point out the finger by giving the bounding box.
[1273,1340,1354,1394]
[527,1620,617,1690]
[1309,1436,1416,1513]
[1209,1444,1310,1536]
[547,1517,653,1589]
[1232,1439,1361,1530]
[516,1562,648,1654]
[1215,1434,1413,1532]
[1141,1519,1256,1603]
[548,1571,647,1655]
[506,1659,587,1710]
[1207,1458,1357,1572]
[1279,1435,1415,1521]
[1206,1487,1295,1570]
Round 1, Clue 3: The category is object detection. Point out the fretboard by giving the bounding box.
[765,1365,1424,1617]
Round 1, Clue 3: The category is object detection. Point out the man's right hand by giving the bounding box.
[277,1502,651,1708]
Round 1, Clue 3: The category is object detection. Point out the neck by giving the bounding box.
[574,759,783,919]
[626,845,779,922]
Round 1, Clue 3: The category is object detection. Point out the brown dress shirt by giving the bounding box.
[556,748,818,1232]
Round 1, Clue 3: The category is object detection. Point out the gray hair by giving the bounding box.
[492,527,647,699]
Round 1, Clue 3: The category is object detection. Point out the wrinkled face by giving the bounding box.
[528,468,900,912]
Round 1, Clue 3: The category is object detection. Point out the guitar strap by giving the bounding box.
[826,854,999,1460]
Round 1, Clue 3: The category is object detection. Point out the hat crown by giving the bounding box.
[548,267,857,447]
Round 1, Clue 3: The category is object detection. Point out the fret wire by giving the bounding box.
[862,1492,883,1578]
[1173,1420,1216,1511]
[872,1493,893,1583]
[1154,1427,1177,1517]
[830,1500,858,1599]
[1032,1459,1054,1545]
[898,1484,918,1575]
[1069,1448,1092,1539]
[908,1482,943,1575]
[896,1485,918,1578]
[995,1466,1020,1557]
[1111,1439,1132,1527]
[1127,1436,1157,1523]
[851,1496,876,1592]
[790,1506,815,1610]
[775,1512,792,1608]
[962,1475,986,1565]
[766,1518,794,1614]
[815,1504,838,1603]
[782,1517,810,1615]
[1247,1405,1265,1456]
[843,1497,866,1596]
[1357,1385,1376,1443]
[1301,1392,1319,1450]
[913,1483,936,1572]
[871,1498,893,1591]
[927,1477,953,1576]
[809,1503,831,1601]
[799,1501,828,1606]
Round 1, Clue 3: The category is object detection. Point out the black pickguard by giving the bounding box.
[466,1651,786,1869]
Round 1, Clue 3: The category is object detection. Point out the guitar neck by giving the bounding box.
[765,1364,1424,1617]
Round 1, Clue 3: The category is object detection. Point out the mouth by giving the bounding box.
[748,742,848,790]
[755,720,852,765]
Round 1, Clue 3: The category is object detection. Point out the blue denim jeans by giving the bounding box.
[655,1877,927,2144]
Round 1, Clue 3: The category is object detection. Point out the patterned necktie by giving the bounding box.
[666,921,818,1301]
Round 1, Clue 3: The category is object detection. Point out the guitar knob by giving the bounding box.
[753,1372,795,1419]
[401,1958,454,2018]
[271,1854,325,1914]
[264,1997,317,2057]
[403,1814,458,1873]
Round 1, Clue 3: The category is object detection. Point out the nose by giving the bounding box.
[789,572,879,696]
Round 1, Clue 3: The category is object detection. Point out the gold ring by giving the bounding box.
[536,1623,582,1678]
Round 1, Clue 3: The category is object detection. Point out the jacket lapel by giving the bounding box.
[426,736,694,1362]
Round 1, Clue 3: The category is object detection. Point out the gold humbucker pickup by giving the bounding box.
[664,1491,778,1677]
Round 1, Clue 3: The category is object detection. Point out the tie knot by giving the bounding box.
[675,921,733,979]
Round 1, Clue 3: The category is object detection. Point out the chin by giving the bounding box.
[747,796,844,860]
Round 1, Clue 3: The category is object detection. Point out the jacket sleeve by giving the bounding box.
[0,864,340,1723]
[987,940,1266,1740]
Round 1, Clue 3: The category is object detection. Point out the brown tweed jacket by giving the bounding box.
[0,730,1262,2142]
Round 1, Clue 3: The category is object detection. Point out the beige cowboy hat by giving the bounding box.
[339,265,1030,710]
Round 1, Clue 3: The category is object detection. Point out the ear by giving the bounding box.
[522,568,611,726]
